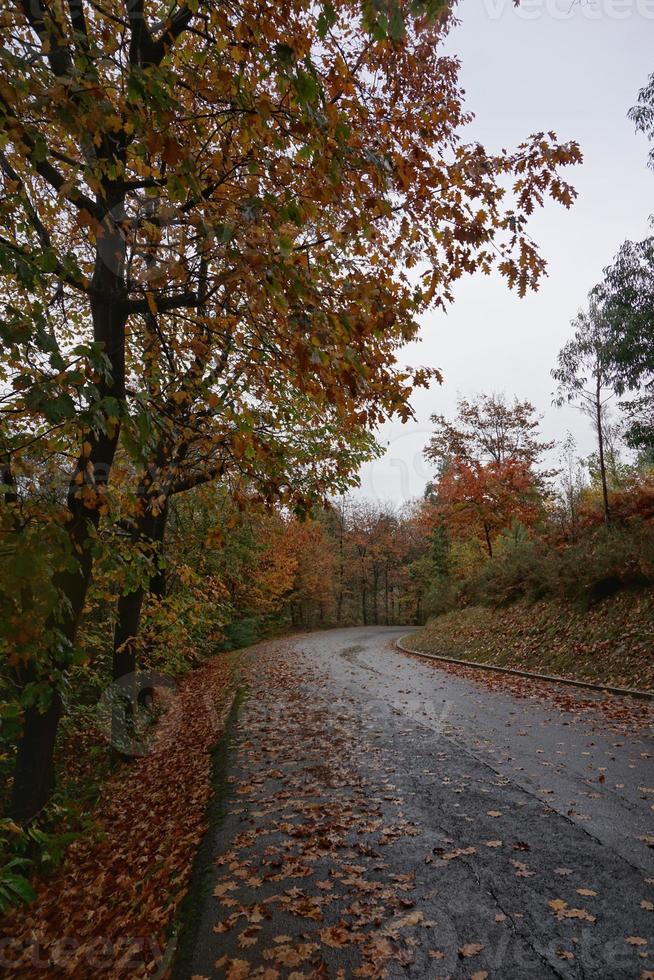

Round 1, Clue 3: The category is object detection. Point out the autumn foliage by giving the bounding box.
[0,0,584,829]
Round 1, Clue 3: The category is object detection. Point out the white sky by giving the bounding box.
[357,0,653,505]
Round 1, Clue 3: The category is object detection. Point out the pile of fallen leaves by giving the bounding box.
[410,591,654,691]
[0,653,239,978]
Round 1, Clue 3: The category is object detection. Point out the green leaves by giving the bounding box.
[317,2,337,39]
[0,861,36,912]
[294,66,321,106]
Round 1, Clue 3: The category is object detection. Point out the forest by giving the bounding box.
[0,0,652,973]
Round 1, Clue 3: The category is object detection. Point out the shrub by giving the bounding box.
[458,518,654,611]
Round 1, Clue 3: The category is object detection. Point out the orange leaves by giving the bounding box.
[458,942,484,958]
[215,957,251,979]
[548,898,596,922]
[431,455,542,557]
[2,654,238,976]
[319,925,352,948]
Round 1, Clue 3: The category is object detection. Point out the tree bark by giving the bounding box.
[10,197,127,822]
[112,496,169,681]
[596,377,611,525]
[483,522,493,558]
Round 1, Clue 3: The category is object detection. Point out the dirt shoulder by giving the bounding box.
[407,591,654,692]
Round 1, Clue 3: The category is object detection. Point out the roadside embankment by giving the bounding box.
[406,592,654,692]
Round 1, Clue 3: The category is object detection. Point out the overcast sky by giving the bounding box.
[356,0,653,505]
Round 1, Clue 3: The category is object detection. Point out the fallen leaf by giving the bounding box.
[320,926,351,948]
[459,942,484,958]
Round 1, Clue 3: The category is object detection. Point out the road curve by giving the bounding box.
[175,627,654,979]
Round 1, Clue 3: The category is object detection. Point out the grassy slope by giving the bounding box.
[409,591,654,691]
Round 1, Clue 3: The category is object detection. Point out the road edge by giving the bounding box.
[396,634,654,702]
[168,676,248,980]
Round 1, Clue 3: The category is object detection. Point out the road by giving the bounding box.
[175,627,654,979]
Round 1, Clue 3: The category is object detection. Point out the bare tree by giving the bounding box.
[552,291,617,524]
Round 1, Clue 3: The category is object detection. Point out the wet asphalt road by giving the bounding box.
[176,627,654,979]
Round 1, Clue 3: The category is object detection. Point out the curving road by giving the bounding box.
[176,627,654,979]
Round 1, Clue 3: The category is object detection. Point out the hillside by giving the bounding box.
[407,591,654,692]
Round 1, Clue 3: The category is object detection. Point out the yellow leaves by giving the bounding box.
[626,936,648,946]
[104,113,123,133]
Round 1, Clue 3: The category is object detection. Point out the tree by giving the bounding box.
[0,0,580,820]
[554,432,586,541]
[429,457,542,559]
[600,236,654,451]
[425,393,554,472]
[424,393,549,559]
[552,292,617,524]
[628,70,654,171]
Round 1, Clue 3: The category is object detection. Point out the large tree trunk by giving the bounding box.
[110,492,169,750]
[9,663,63,823]
[112,497,168,680]
[149,505,168,600]
[10,200,127,822]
